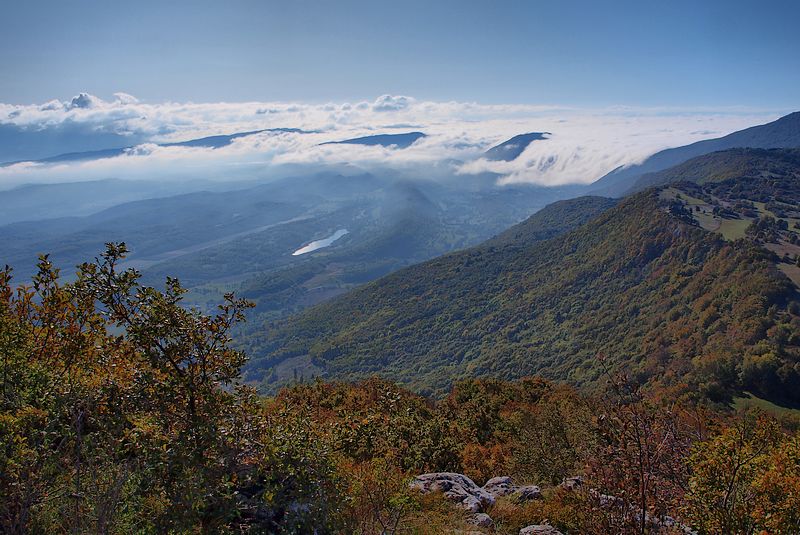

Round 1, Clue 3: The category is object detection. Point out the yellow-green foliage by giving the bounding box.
[0,246,346,534]
[683,416,800,533]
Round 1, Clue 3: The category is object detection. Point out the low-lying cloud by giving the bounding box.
[0,92,787,189]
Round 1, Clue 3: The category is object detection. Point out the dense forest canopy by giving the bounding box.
[244,181,800,403]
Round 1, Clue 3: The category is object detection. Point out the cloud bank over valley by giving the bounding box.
[0,93,786,189]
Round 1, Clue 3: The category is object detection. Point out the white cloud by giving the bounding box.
[0,92,789,189]
[68,92,103,109]
[372,94,415,112]
[113,92,139,105]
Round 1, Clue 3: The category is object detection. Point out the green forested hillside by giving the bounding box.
[486,196,617,247]
[239,195,618,389]
[633,147,800,191]
[243,186,800,400]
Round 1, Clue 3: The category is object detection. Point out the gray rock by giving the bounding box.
[410,472,495,512]
[519,525,564,535]
[483,476,542,503]
[657,515,697,535]
[558,475,583,491]
[482,476,516,497]
[467,512,494,528]
[597,492,622,508]
[514,484,543,502]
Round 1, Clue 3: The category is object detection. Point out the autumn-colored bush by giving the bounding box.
[683,414,800,534]
[459,442,511,485]
[341,457,419,534]
[511,386,597,486]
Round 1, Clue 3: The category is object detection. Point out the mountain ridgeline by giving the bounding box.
[486,195,617,247]
[243,148,800,403]
[319,131,427,148]
[634,146,800,190]
[589,111,800,197]
[484,132,550,161]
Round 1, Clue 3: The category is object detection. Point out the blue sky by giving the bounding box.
[1,0,799,107]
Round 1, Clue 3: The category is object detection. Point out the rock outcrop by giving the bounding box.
[410,473,495,512]
[481,476,542,502]
[519,525,564,535]
[558,475,583,491]
[467,512,494,528]
[482,476,516,497]
[514,484,542,502]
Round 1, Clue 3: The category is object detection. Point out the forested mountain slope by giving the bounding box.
[633,147,800,190]
[486,196,617,247]
[240,195,617,388]
[245,165,800,401]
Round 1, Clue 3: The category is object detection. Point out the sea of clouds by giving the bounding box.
[0,92,785,189]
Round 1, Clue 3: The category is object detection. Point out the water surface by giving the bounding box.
[292,229,349,256]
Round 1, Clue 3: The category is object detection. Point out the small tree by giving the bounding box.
[344,457,418,535]
[512,386,596,485]
[0,244,347,533]
[584,372,691,534]
[682,414,782,534]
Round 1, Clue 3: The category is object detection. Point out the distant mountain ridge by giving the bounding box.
[588,111,800,197]
[0,179,241,225]
[0,128,314,167]
[320,132,426,149]
[484,132,550,161]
